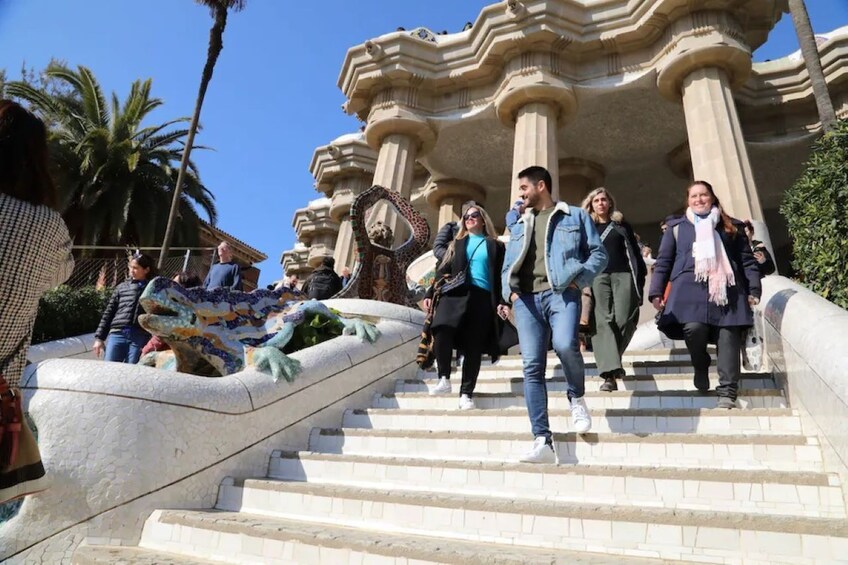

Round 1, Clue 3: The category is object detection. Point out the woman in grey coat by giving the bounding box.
[649,181,761,408]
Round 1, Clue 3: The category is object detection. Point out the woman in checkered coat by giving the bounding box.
[0,100,74,503]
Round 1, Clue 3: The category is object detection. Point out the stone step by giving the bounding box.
[376,389,787,410]
[343,407,803,436]
[214,480,848,563]
[139,509,662,564]
[476,363,732,381]
[269,451,847,519]
[308,428,823,472]
[73,544,217,564]
[495,348,712,365]
[399,374,777,394]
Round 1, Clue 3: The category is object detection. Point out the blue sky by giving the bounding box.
[1,1,846,285]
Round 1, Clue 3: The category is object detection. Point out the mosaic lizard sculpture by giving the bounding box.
[333,185,430,306]
[137,277,380,382]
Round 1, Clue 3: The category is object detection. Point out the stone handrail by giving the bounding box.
[2,299,424,563]
[760,276,848,477]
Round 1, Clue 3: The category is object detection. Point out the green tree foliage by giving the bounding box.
[781,120,848,308]
[31,286,111,344]
[5,64,217,249]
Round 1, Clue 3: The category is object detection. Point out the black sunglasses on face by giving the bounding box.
[464,212,482,220]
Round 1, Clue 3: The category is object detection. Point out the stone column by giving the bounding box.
[424,179,487,234]
[495,72,577,202]
[309,135,377,272]
[364,108,436,243]
[657,11,772,251]
[558,158,605,206]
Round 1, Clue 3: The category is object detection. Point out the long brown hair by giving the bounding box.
[439,204,498,268]
[0,100,58,209]
[687,180,736,237]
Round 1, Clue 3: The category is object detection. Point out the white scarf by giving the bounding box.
[687,206,735,306]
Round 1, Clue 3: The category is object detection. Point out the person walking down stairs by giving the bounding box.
[581,187,646,393]
[650,180,761,409]
[423,204,514,411]
[501,166,608,464]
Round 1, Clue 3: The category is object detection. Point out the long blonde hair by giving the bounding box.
[440,204,498,268]
[581,187,623,223]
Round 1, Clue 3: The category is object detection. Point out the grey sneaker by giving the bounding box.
[717,397,737,409]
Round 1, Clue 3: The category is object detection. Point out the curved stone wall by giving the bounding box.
[1,300,423,563]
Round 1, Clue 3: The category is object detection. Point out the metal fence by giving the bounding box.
[66,246,216,289]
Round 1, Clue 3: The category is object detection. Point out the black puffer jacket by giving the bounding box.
[95,279,150,340]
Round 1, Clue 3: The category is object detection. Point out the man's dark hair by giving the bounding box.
[517,166,552,194]
[321,256,335,269]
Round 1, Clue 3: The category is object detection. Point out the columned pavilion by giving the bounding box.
[284,0,848,276]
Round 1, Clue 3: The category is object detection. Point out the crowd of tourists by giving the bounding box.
[421,166,770,463]
[0,100,774,505]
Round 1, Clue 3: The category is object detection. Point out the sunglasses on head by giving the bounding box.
[464,212,482,220]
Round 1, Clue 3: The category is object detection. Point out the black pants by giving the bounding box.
[433,286,493,397]
[682,322,743,399]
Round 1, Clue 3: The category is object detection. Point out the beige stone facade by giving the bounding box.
[282,1,848,276]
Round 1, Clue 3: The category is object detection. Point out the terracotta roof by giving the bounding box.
[199,221,267,264]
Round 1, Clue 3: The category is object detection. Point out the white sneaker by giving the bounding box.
[430,377,452,395]
[570,396,592,434]
[458,394,475,410]
[520,437,556,464]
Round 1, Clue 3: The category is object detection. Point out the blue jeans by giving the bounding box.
[104,327,150,364]
[513,288,585,439]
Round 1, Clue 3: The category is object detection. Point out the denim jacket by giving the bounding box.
[501,202,608,303]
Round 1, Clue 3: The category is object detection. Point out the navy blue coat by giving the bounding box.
[649,216,761,340]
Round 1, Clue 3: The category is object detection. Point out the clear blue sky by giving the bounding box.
[1,1,846,285]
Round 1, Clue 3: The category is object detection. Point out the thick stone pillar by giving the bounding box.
[558,158,605,206]
[310,135,377,272]
[495,72,577,202]
[364,108,436,243]
[657,11,772,252]
[680,67,764,222]
[424,179,487,234]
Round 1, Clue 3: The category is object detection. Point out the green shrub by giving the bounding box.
[32,286,112,344]
[283,310,345,354]
[780,121,848,309]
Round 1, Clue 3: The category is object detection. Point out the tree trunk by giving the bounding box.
[788,0,838,133]
[158,7,229,268]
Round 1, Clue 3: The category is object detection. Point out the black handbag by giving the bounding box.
[440,239,485,293]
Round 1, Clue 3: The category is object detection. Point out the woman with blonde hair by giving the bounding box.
[422,202,512,409]
[581,187,646,392]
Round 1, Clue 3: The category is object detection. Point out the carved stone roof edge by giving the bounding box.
[338,0,781,104]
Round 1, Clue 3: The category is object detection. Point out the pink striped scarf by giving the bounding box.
[686,207,735,306]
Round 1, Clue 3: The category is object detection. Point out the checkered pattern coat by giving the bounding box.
[0,193,74,389]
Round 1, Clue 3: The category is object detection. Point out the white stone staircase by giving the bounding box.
[74,349,848,564]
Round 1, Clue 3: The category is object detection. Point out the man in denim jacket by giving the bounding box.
[499,166,607,463]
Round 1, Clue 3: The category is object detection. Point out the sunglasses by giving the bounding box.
[463,212,482,221]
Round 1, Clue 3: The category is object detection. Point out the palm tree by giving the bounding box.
[159,0,246,268]
[6,64,217,248]
[788,0,837,132]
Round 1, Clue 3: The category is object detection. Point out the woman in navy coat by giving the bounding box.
[649,181,761,408]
